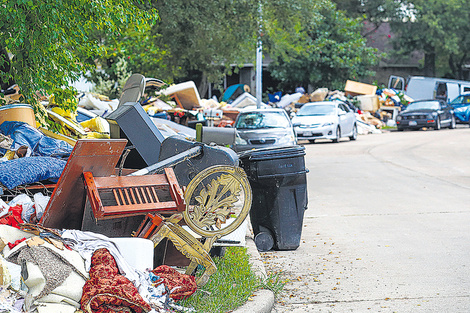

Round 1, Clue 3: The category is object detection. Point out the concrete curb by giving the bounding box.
[232,221,275,313]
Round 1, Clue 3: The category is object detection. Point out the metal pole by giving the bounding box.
[256,2,263,108]
[128,146,203,176]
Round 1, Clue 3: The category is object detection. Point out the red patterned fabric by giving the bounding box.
[151,265,197,300]
[81,248,151,313]
[0,205,24,229]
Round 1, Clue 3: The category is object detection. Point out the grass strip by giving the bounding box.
[179,246,284,313]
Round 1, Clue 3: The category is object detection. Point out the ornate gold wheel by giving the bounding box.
[183,165,252,238]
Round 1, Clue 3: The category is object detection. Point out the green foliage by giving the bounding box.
[180,246,284,313]
[85,0,260,98]
[152,0,259,88]
[265,0,380,91]
[390,0,470,79]
[0,0,157,106]
[90,56,132,98]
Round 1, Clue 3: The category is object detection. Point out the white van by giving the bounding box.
[388,75,470,103]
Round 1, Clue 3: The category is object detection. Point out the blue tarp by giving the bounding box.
[0,121,73,159]
[221,84,245,102]
[0,156,66,189]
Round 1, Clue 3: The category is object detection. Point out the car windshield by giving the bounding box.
[297,104,335,116]
[235,112,290,129]
[450,95,470,105]
[406,101,440,111]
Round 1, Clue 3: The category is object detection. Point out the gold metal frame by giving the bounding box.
[144,165,252,286]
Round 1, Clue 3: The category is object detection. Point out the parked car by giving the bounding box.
[291,100,357,143]
[231,108,296,152]
[449,92,470,124]
[396,99,455,131]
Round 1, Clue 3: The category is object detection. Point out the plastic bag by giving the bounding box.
[33,193,50,220]
[79,116,108,133]
[9,194,34,223]
[0,198,8,218]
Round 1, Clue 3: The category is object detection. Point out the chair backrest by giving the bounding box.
[83,167,185,220]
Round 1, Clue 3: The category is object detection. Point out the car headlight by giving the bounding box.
[234,135,247,145]
[455,107,466,112]
[278,134,296,145]
[396,115,402,121]
[322,122,334,127]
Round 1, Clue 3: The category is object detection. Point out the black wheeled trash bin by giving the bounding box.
[238,145,308,251]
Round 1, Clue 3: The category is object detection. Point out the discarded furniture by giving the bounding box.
[83,167,185,219]
[161,81,202,110]
[107,74,239,185]
[39,139,127,230]
[133,165,252,286]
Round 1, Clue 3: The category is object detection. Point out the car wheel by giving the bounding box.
[332,126,341,143]
[434,116,441,130]
[308,139,315,143]
[450,115,456,129]
[349,124,357,141]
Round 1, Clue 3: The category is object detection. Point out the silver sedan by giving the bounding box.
[292,101,358,143]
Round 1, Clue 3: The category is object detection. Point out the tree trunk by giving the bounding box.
[423,51,435,77]
[197,72,208,99]
[0,48,14,90]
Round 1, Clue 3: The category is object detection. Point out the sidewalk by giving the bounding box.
[232,223,274,313]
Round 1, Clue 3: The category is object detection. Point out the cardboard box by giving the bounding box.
[357,95,380,112]
[344,80,377,96]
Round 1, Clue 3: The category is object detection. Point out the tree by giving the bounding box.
[85,0,260,98]
[151,0,262,97]
[0,0,156,106]
[332,0,403,36]
[264,0,380,91]
[390,0,470,79]
[83,0,381,97]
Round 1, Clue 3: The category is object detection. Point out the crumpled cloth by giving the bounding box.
[61,230,170,312]
[80,248,151,313]
[151,265,197,300]
[0,205,24,229]
[61,230,140,285]
[0,121,72,158]
[0,156,66,189]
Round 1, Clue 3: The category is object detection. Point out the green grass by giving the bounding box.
[179,246,284,313]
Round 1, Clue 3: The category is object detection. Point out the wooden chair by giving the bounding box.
[83,167,185,220]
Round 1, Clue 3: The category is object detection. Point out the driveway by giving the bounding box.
[264,127,470,312]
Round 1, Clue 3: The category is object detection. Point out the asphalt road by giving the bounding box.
[262,125,470,312]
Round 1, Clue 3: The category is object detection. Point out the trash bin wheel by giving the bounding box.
[183,165,252,238]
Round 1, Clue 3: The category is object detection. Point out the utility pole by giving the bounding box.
[256,2,263,108]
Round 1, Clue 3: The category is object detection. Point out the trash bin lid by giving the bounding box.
[238,145,305,161]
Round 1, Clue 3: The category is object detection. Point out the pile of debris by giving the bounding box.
[0,74,252,313]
